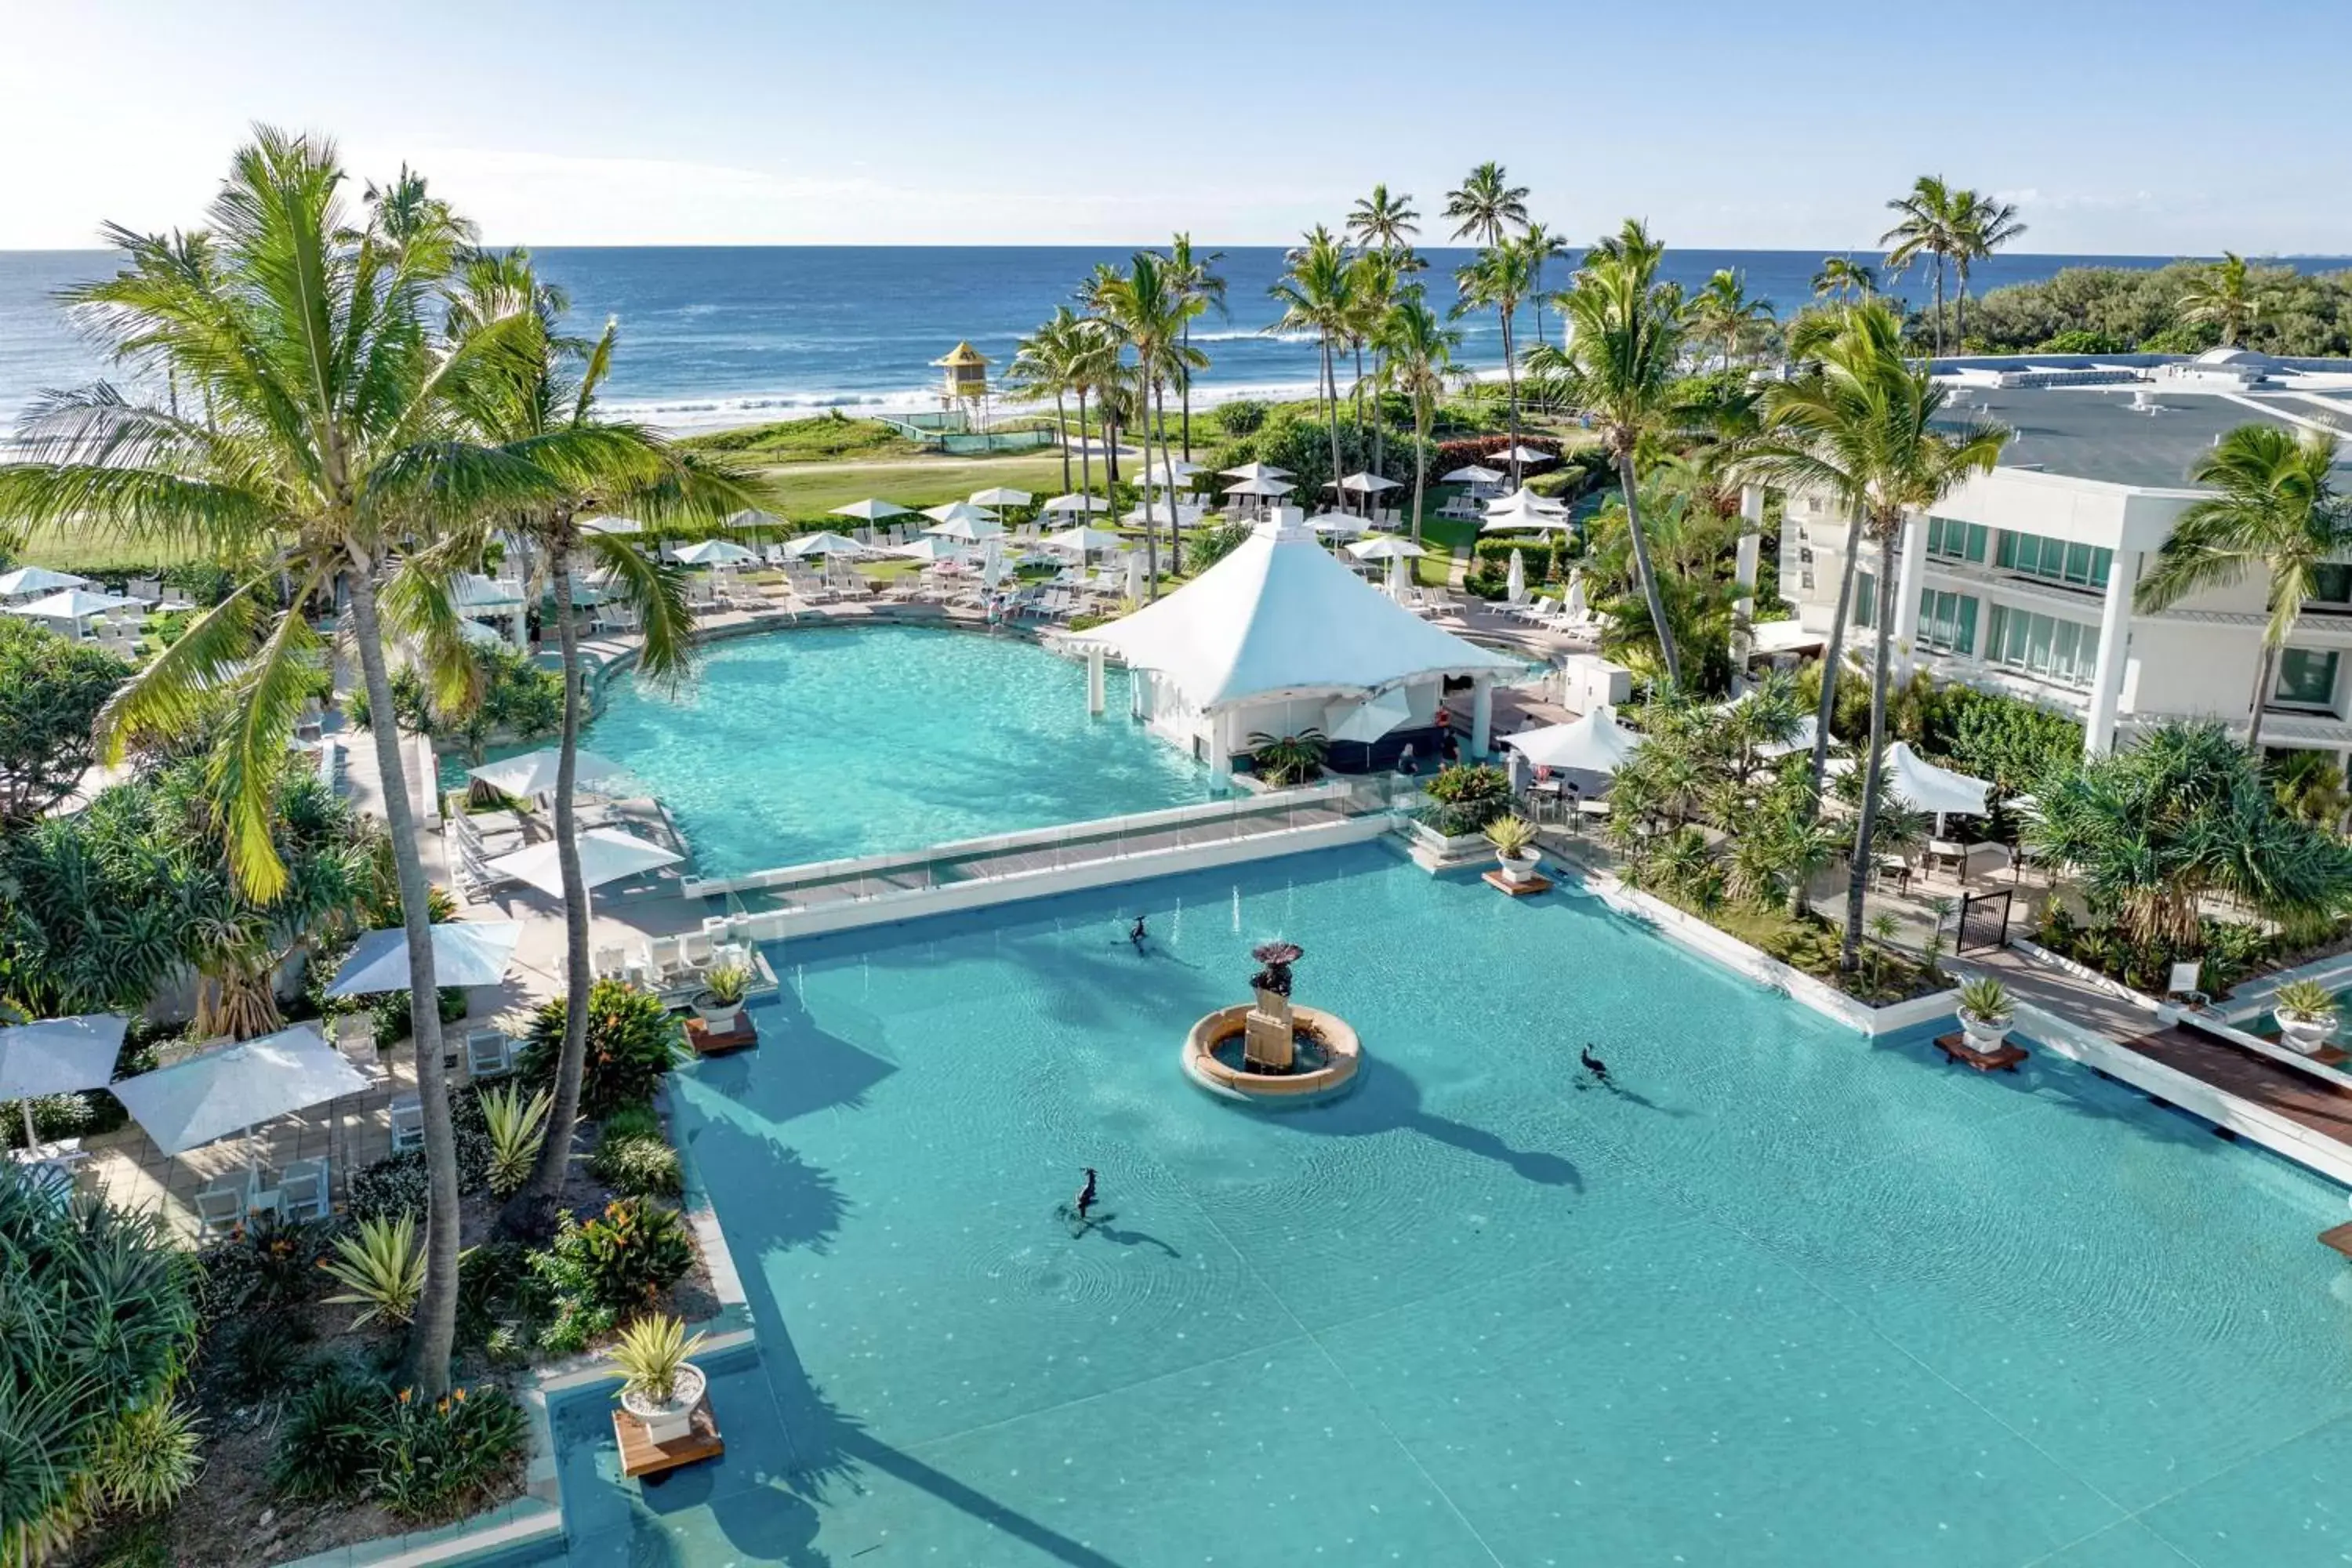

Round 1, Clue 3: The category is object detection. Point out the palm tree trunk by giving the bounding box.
[1955,265,1969,347]
[1932,260,1947,358]
[2248,642,2277,752]
[1322,336,1342,495]
[347,566,459,1399]
[517,547,592,1217]
[1371,347,1385,480]
[1076,388,1094,507]
[1352,339,1366,440]
[1501,308,1520,486]
[1180,321,1193,462]
[1410,405,1429,546]
[1842,535,1901,972]
[1616,451,1682,688]
[1138,386,1159,599]
[1055,391,1071,493]
[1159,383,1184,576]
[1806,510,1865,814]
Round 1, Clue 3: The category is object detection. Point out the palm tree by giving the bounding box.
[1010,307,1083,493]
[1520,221,1570,347]
[1166,234,1226,462]
[1689,269,1776,370]
[1880,175,1964,355]
[440,249,757,1220]
[2136,424,2350,751]
[0,131,558,1396]
[1098,252,1205,594]
[1350,247,1408,472]
[1347,183,1420,256]
[1524,220,1690,687]
[1443,161,1529,250]
[1812,256,1878,300]
[2180,252,2267,348]
[1375,294,1461,546]
[1267,227,1357,492]
[1951,191,2026,347]
[1452,241,1537,481]
[1738,300,2005,968]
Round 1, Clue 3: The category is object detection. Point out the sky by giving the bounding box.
[5,1,2350,256]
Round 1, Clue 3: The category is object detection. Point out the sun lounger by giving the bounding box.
[466,1028,514,1078]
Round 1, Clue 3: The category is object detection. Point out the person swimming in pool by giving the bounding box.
[1075,1168,1098,1221]
[1129,915,1147,949]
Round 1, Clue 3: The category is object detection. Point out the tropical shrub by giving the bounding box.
[531,1199,696,1316]
[2274,978,2338,1022]
[589,1109,683,1200]
[370,1384,528,1523]
[516,979,688,1119]
[1417,763,1512,836]
[0,616,128,824]
[269,1364,387,1501]
[214,1312,318,1403]
[1185,520,1252,574]
[1215,398,1268,436]
[1246,728,1328,785]
[480,1081,554,1198]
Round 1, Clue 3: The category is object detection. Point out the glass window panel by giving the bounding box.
[2063,543,2093,585]
[1955,597,1978,654]
[1965,524,1987,563]
[2027,615,2053,672]
[1995,532,2018,569]
[2313,564,2352,605]
[2275,648,2341,706]
[2091,548,2114,590]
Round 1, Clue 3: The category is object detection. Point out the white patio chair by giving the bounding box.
[466,1028,513,1077]
[194,1183,245,1240]
[388,1093,425,1154]
[278,1159,329,1221]
[680,930,715,971]
[334,1011,380,1070]
[646,935,686,984]
[593,944,628,981]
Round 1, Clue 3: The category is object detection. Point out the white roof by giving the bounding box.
[111,1025,371,1156]
[1041,493,1111,514]
[829,498,910,521]
[969,486,1034,506]
[1885,742,1991,816]
[3,588,146,621]
[0,1014,127,1100]
[325,921,522,997]
[469,746,632,798]
[674,538,757,565]
[0,566,91,596]
[485,826,681,897]
[1219,461,1295,481]
[1440,464,1504,485]
[1069,512,1519,711]
[1503,706,1641,774]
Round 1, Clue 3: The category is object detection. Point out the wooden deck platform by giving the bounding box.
[2320,1221,2352,1260]
[614,1399,724,1479]
[2122,1022,2352,1147]
[1481,869,1553,898]
[1933,1032,2029,1073]
[685,1013,757,1058]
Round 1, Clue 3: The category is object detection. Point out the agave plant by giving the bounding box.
[607,1312,707,1405]
[1483,815,1538,857]
[2273,978,2338,1024]
[320,1213,430,1330]
[1957,976,2013,1024]
[703,964,753,1009]
[479,1083,555,1200]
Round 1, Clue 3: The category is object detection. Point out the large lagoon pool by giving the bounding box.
[553,846,2352,1566]
[580,626,1214,877]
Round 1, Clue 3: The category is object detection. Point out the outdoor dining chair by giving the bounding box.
[388,1093,424,1154]
[277,1158,328,1221]
[466,1029,513,1079]
[194,1183,244,1240]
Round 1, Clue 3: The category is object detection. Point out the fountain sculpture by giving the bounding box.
[1182,941,1363,1105]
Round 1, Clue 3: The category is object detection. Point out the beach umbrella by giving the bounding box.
[1136,459,1203,483]
[921,501,1000,526]
[0,1014,127,1148]
[1346,536,1428,561]
[831,498,910,522]
[1507,550,1526,604]
[924,515,1006,543]
[469,747,632,800]
[724,509,785,535]
[673,539,757,566]
[579,515,643,535]
[981,535,1007,589]
[485,827,682,903]
[1492,445,1555,466]
[1334,472,1400,495]
[969,486,1033,507]
[1439,464,1504,486]
[324,922,524,999]
[1222,477,1294,498]
[891,536,965,562]
[1041,493,1111,515]
[1504,706,1641,775]
[1219,461,1294,481]
[782,532,869,559]
[111,1024,372,1158]
[1308,512,1370,538]
[1882,742,1992,837]
[0,566,91,598]
[1125,551,1145,602]
[1562,569,1588,621]
[2,588,148,627]
[1044,524,1122,557]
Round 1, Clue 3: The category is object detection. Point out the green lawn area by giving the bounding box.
[16,524,208,574]
[750,454,1080,519]
[685,416,927,463]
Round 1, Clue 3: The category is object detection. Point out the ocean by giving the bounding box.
[0,245,2315,434]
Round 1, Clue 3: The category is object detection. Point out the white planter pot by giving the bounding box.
[2278,1012,2337,1056]
[1496,848,1541,886]
[619,1362,706,1445]
[1959,1011,2013,1053]
[692,995,740,1030]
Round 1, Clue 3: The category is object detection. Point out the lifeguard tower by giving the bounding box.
[932,340,993,432]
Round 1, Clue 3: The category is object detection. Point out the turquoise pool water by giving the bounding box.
[574,626,1212,877]
[553,848,2352,1565]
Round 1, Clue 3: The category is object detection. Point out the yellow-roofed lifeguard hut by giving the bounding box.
[932,340,992,430]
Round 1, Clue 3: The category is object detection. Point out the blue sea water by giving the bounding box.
[0,245,2330,433]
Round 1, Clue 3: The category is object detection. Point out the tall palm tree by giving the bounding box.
[1098,252,1205,593]
[1375,294,1461,546]
[1739,301,2005,967]
[1452,241,1537,481]
[1347,183,1419,256]
[1519,221,1570,347]
[0,131,558,1396]
[1443,161,1529,249]
[1880,175,1964,355]
[440,249,757,1218]
[2180,252,2267,348]
[1079,263,1130,491]
[2136,424,2350,752]
[1525,220,1689,687]
[1951,191,2026,347]
[1267,227,1357,492]
[1010,307,1083,493]
[1812,256,1878,300]
[1689,269,1776,370]
[1166,234,1225,462]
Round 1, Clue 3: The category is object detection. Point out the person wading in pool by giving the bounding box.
[1129,915,1147,950]
[1074,1168,1099,1222]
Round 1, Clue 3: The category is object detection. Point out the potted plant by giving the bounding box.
[1246,729,1328,786]
[611,1312,709,1445]
[692,963,750,1029]
[1956,976,2015,1053]
[2273,978,2339,1056]
[1484,815,1541,885]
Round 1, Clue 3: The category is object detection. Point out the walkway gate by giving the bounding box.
[1955,888,2013,954]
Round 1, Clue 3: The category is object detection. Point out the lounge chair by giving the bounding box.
[680,930,714,973]
[646,935,685,985]
[466,1028,513,1078]
[593,944,628,982]
[388,1093,424,1154]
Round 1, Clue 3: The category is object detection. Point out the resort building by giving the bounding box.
[1769,349,2352,760]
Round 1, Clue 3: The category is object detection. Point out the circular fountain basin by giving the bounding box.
[1182,1004,1363,1106]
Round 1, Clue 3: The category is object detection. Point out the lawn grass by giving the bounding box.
[749,454,1081,519]
[685,416,927,463]
[16,523,207,574]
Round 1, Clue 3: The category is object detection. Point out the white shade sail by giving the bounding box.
[891,536,966,561]
[112,1025,372,1156]
[1346,536,1427,561]
[1504,706,1641,774]
[782,532,869,559]
[1219,461,1295,481]
[1884,742,1991,816]
[1044,524,1123,554]
[924,515,1007,542]
[579,515,643,535]
[325,921,523,998]
[1070,513,1520,711]
[0,566,91,597]
[1334,472,1402,493]
[469,747,632,799]
[969,486,1034,506]
[0,1014,126,1101]
[1439,464,1504,485]
[830,498,910,521]
[485,827,682,898]
[1480,514,1573,535]
[674,539,757,565]
[3,589,147,622]
[1040,493,1112,514]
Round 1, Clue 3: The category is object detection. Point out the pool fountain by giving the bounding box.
[1183,940,1363,1104]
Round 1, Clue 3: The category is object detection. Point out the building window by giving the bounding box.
[2274,648,2342,710]
[2308,564,2352,608]
[1986,604,2100,688]
[1918,589,1979,655]
[1926,517,1987,564]
[1852,569,1876,628]
[1995,530,2113,590]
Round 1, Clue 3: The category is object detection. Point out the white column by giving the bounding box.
[2084,547,2140,756]
[1734,485,1765,622]
[1470,681,1494,759]
[1085,642,1105,717]
[1889,515,1929,674]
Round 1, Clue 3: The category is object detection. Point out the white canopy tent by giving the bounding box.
[969,486,1033,507]
[830,498,910,522]
[324,922,523,998]
[1486,485,1568,514]
[470,747,632,800]
[111,1025,372,1158]
[0,1014,127,1148]
[1502,706,1642,775]
[1479,511,1573,535]
[673,539,757,566]
[1040,493,1112,515]
[485,827,682,904]
[1069,510,1521,768]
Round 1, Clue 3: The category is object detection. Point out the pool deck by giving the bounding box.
[2121,1019,2352,1145]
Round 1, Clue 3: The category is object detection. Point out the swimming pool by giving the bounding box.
[574,626,1215,877]
[550,845,2352,1565]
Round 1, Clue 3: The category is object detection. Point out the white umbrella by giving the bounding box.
[1219,461,1294,481]
[1138,459,1203,482]
[1503,706,1642,774]
[579,515,643,535]
[970,486,1033,507]
[892,535,966,561]
[111,1024,372,1157]
[1045,524,1123,556]
[1334,472,1401,494]
[1562,569,1589,621]
[324,922,524,999]
[1439,464,1504,486]
[485,827,682,902]
[1222,477,1295,498]
[1883,742,1991,834]
[921,501,1000,526]
[924,515,1006,543]
[724,509,785,532]
[783,532,869,559]
[1325,686,1414,744]
[457,618,505,648]
[1346,536,1427,561]
[470,747,632,800]
[830,498,910,521]
[674,539,757,566]
[1492,445,1555,466]
[3,588,147,624]
[0,1014,128,1148]
[0,566,92,597]
[1041,493,1112,514]
[1507,550,1526,604]
[1125,551,1145,602]
[978,536,1007,589]
[1308,512,1370,538]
